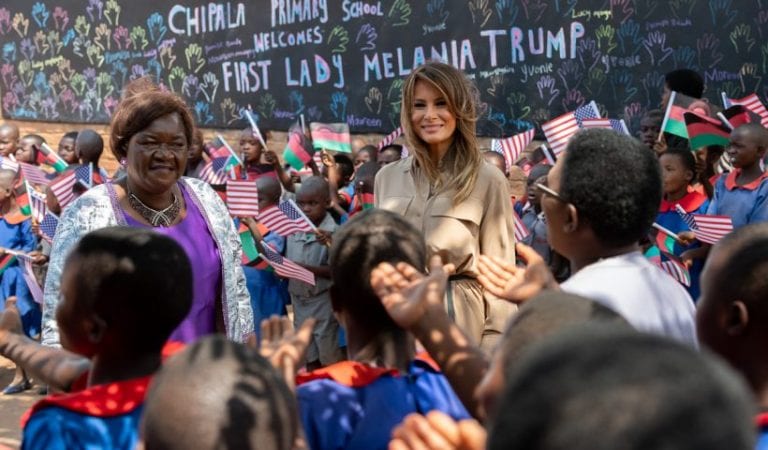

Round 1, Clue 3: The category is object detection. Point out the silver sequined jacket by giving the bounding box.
[41,177,254,347]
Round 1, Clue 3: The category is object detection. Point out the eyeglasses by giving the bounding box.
[535,183,567,203]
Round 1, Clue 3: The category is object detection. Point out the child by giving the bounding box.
[0,169,39,394]
[377,144,402,167]
[346,161,379,220]
[694,223,768,449]
[140,335,299,450]
[638,109,663,154]
[521,165,552,263]
[692,145,726,199]
[297,209,469,449]
[0,226,192,448]
[483,151,508,177]
[184,129,207,179]
[236,127,294,192]
[0,123,19,158]
[57,131,79,166]
[353,145,378,172]
[75,129,108,184]
[241,176,289,329]
[15,134,45,165]
[655,147,709,299]
[285,176,342,369]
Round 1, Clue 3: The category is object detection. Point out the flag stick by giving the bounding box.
[658,91,676,142]
[300,114,306,134]
[286,199,318,233]
[214,133,243,166]
[716,112,735,130]
[245,108,267,149]
[652,222,682,243]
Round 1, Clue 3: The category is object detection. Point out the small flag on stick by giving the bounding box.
[226,180,259,217]
[491,129,535,171]
[260,241,316,285]
[310,123,352,153]
[675,205,733,245]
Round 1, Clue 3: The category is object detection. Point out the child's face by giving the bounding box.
[659,153,691,195]
[16,138,37,163]
[296,187,328,225]
[58,137,77,164]
[526,175,547,209]
[239,130,262,164]
[727,128,764,169]
[639,116,662,151]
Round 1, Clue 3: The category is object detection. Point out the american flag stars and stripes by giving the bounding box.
[580,118,631,135]
[49,171,77,209]
[260,241,316,286]
[675,205,734,245]
[660,254,691,287]
[29,189,46,223]
[40,212,59,243]
[0,157,19,173]
[542,101,601,154]
[722,92,768,127]
[512,209,530,242]
[491,129,535,171]
[199,157,232,185]
[18,163,49,187]
[258,200,316,237]
[225,180,259,217]
[74,164,93,188]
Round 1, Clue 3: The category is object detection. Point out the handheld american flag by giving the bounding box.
[675,205,734,245]
[199,157,233,185]
[580,118,631,135]
[542,101,601,154]
[18,162,49,187]
[260,241,315,285]
[29,189,46,223]
[40,212,59,243]
[258,200,316,236]
[74,164,93,189]
[225,180,259,217]
[0,157,19,172]
[722,92,768,127]
[49,171,77,209]
[377,126,403,150]
[18,255,43,304]
[512,209,530,242]
[491,129,535,171]
[659,251,691,287]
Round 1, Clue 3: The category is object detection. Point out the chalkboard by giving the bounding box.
[0,0,766,137]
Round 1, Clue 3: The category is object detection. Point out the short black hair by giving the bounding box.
[297,176,329,202]
[329,209,426,332]
[334,154,354,180]
[354,161,380,190]
[642,109,664,123]
[488,326,755,450]
[380,144,403,155]
[527,164,552,186]
[142,336,298,450]
[709,223,768,313]
[660,147,696,181]
[561,129,661,247]
[62,131,79,141]
[357,145,378,159]
[64,227,192,353]
[665,69,704,99]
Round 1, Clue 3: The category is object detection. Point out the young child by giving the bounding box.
[0,169,39,394]
[0,123,19,158]
[297,209,469,450]
[695,223,768,449]
[483,151,508,177]
[140,335,299,450]
[0,226,192,448]
[346,161,379,220]
[655,147,709,299]
[521,165,552,263]
[285,176,342,369]
[16,134,45,165]
[57,131,79,166]
[75,129,108,184]
[638,109,663,154]
[377,144,402,167]
[184,129,207,179]
[236,127,294,192]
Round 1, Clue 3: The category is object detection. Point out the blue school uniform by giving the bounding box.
[656,190,709,300]
[297,355,470,450]
[706,170,768,228]
[0,211,39,336]
[757,413,768,450]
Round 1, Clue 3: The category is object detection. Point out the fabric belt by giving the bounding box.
[445,274,476,321]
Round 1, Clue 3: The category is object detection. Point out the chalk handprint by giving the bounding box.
[87,45,104,67]
[70,73,86,96]
[83,67,99,87]
[220,98,240,125]
[709,0,736,27]
[584,68,606,96]
[364,87,382,113]
[611,70,638,103]
[159,45,176,69]
[52,7,68,31]
[185,44,205,73]
[697,34,723,69]
[0,9,11,35]
[730,24,755,53]
[0,64,16,89]
[256,94,276,120]
[355,24,377,51]
[557,60,583,91]
[94,24,111,50]
[72,35,89,58]
[47,31,63,55]
[58,59,75,80]
[486,73,504,97]
[617,20,642,54]
[595,25,617,54]
[112,26,130,49]
[388,0,411,27]
[61,29,75,47]
[146,59,162,82]
[740,63,762,95]
[307,105,322,121]
[96,71,113,98]
[27,91,42,112]
[577,38,601,72]
[33,31,49,56]
[194,101,213,125]
[674,46,696,69]
[182,74,199,99]
[495,0,519,25]
[60,88,76,113]
[288,90,304,114]
[507,93,531,119]
[12,13,29,38]
[200,72,219,103]
[147,13,167,44]
[468,0,492,27]
[49,72,64,94]
[20,38,35,61]
[33,73,49,96]
[330,92,348,121]
[610,0,635,24]
[41,97,58,120]
[74,15,89,37]
[427,0,450,24]
[110,60,127,85]
[167,66,186,93]
[130,26,148,50]
[129,64,145,81]
[669,0,697,19]
[643,31,673,66]
[2,43,15,63]
[522,0,547,22]
[86,0,103,22]
[31,3,50,28]
[641,71,664,105]
[624,102,645,133]
[763,43,768,74]
[720,81,740,99]
[17,60,33,86]
[104,0,120,26]
[327,26,349,53]
[103,95,118,116]
[755,10,768,40]
[3,91,19,112]
[561,89,586,112]
[536,75,561,107]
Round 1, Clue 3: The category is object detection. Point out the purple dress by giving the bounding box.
[122,186,222,343]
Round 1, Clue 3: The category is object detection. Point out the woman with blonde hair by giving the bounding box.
[374,61,516,351]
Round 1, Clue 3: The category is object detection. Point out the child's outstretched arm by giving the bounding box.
[477,242,559,304]
[264,150,295,193]
[371,258,488,419]
[0,298,90,392]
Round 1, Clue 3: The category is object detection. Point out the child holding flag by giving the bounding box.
[236,127,295,192]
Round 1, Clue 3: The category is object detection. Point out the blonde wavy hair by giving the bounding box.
[400,61,482,205]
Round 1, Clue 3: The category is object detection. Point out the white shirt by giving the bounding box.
[561,251,698,346]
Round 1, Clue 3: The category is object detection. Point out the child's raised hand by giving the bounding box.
[676,231,696,246]
[241,216,264,241]
[255,315,316,391]
[27,250,48,265]
[477,243,559,304]
[320,149,334,167]
[263,150,280,167]
[315,229,332,246]
[389,411,486,450]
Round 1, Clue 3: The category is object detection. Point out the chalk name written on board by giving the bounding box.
[601,55,641,72]
[478,66,516,78]
[204,39,243,56]
[253,27,323,53]
[29,55,63,70]
[363,39,477,82]
[168,2,246,36]
[209,48,256,64]
[520,63,554,82]
[271,0,328,27]
[341,1,383,22]
[704,69,741,83]
[347,114,382,128]
[482,22,585,67]
[571,10,612,21]
[646,19,692,31]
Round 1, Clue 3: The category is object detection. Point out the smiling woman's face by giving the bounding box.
[126,113,188,195]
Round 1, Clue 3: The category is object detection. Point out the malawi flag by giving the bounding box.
[720,104,763,129]
[14,180,31,217]
[0,253,16,276]
[683,111,731,149]
[310,123,352,153]
[238,222,260,264]
[283,123,314,170]
[39,143,69,173]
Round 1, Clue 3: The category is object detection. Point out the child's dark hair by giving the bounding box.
[355,161,380,189]
[329,209,426,332]
[661,147,696,183]
[664,69,704,99]
[380,144,403,155]
[710,223,768,312]
[642,109,664,123]
[142,335,298,450]
[357,145,378,159]
[333,154,354,180]
[62,131,79,141]
[488,326,755,450]
[561,129,661,247]
[64,227,192,352]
